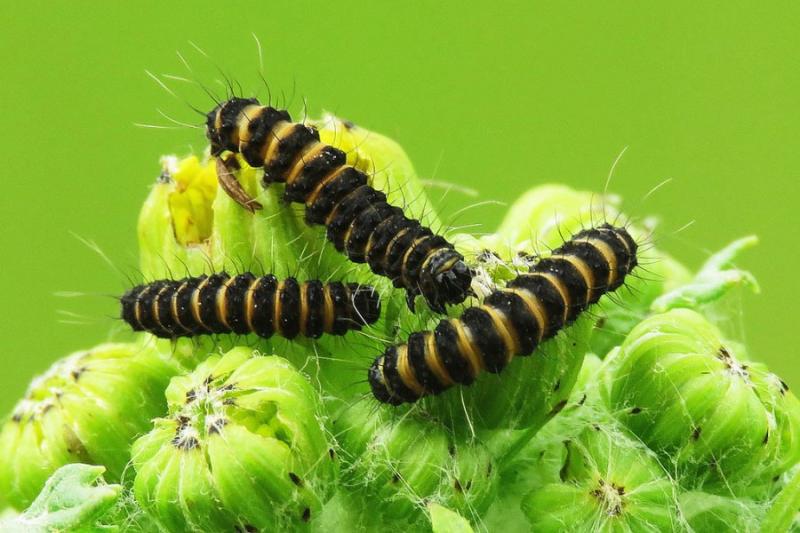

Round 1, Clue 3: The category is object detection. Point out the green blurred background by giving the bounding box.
[0,1,797,414]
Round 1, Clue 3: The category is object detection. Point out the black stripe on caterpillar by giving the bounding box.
[368,223,638,404]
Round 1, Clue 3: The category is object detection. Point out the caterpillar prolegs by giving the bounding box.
[121,273,380,340]
[369,223,638,405]
[206,97,472,313]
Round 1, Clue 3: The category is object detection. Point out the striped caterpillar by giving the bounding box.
[368,223,638,405]
[205,97,472,313]
[121,273,380,340]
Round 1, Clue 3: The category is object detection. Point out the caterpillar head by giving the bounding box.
[418,249,473,314]
[205,97,259,156]
[368,356,403,405]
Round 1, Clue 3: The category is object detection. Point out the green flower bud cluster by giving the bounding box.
[496,306,800,531]
[1,107,797,532]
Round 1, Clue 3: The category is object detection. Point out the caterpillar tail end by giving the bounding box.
[350,284,382,326]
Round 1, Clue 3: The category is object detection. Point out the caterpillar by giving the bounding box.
[206,97,472,313]
[120,273,381,340]
[368,223,638,405]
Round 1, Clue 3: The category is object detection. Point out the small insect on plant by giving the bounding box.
[369,223,638,404]
[121,273,381,340]
[206,96,473,313]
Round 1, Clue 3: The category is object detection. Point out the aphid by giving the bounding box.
[205,97,472,313]
[121,273,380,340]
[368,223,638,405]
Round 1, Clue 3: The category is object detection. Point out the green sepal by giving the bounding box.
[137,155,217,281]
[428,502,475,533]
[761,466,800,532]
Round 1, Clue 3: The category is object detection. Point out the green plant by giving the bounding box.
[1,115,797,532]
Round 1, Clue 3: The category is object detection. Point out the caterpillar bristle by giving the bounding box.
[205,97,472,313]
[369,223,638,405]
[120,273,381,340]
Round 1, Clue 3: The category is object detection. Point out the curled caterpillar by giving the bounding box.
[121,273,381,340]
[205,97,472,313]
[368,223,638,405]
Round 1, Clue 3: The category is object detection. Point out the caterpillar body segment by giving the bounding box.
[121,273,381,340]
[205,97,472,313]
[369,224,638,405]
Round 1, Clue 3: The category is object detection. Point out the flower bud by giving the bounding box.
[603,309,800,495]
[132,347,336,531]
[311,114,439,229]
[138,155,217,281]
[332,400,498,525]
[521,422,679,531]
[481,353,617,532]
[134,154,365,370]
[0,343,177,509]
[137,153,327,286]
[492,184,620,256]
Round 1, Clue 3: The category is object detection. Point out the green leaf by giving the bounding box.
[0,464,121,533]
[652,236,760,312]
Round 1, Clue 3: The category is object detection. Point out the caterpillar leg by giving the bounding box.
[215,155,263,212]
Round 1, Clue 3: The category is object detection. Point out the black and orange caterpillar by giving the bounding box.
[368,224,638,404]
[205,97,472,313]
[121,273,380,340]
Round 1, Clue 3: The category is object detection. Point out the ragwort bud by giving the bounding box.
[333,400,498,526]
[604,309,800,495]
[0,343,177,509]
[132,347,336,531]
[521,422,679,531]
